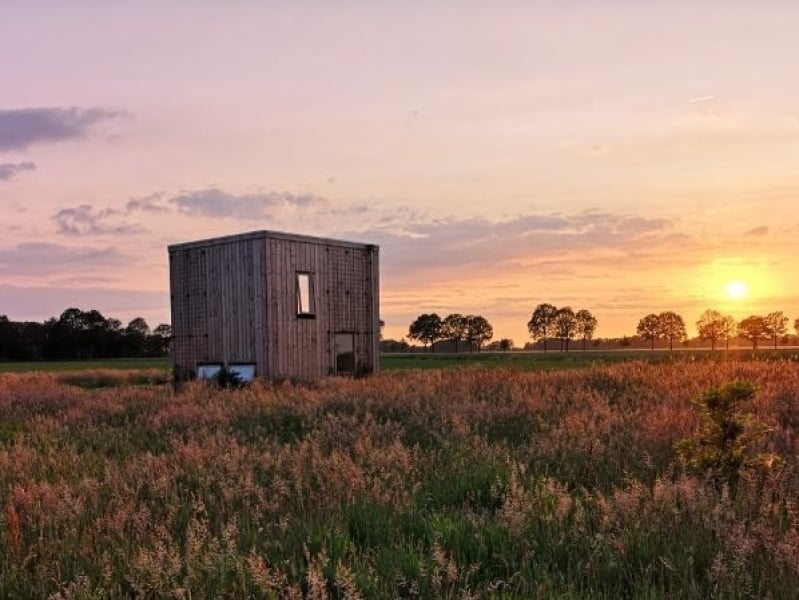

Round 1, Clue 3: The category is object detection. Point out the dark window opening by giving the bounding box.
[334,333,355,374]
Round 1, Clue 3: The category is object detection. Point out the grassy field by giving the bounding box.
[0,357,169,373]
[382,347,799,370]
[1,347,798,374]
[1,360,798,598]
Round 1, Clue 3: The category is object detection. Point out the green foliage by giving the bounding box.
[696,309,729,350]
[56,368,169,388]
[213,365,245,389]
[636,312,687,351]
[677,380,781,490]
[0,358,169,373]
[407,313,444,351]
[738,315,768,350]
[463,314,493,351]
[575,309,598,351]
[527,303,559,352]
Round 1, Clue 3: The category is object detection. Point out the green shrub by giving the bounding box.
[213,365,244,389]
[676,380,781,491]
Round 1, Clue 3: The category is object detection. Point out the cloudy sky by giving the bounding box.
[2,2,798,342]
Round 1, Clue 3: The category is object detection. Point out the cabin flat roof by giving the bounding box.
[168,230,378,252]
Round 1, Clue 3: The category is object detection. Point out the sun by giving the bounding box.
[724,280,748,299]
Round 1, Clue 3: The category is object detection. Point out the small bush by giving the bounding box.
[677,380,781,491]
[213,365,245,389]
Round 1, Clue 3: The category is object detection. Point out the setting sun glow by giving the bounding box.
[725,281,749,299]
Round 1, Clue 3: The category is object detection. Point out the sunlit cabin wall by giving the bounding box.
[169,231,379,382]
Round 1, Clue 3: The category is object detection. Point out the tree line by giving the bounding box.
[407,313,495,352]
[527,304,598,351]
[404,304,599,353]
[402,305,799,353]
[635,309,799,351]
[0,308,171,361]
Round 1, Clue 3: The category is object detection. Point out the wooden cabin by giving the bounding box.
[168,230,379,382]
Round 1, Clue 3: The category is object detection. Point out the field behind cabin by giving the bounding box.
[0,347,798,375]
[1,362,799,598]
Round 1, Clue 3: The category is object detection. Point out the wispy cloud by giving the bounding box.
[126,195,170,213]
[52,205,141,236]
[743,225,768,237]
[686,95,716,104]
[349,211,674,272]
[0,107,123,151]
[0,161,36,181]
[170,188,327,219]
[0,242,127,276]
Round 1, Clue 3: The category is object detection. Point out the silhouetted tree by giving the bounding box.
[408,313,443,352]
[738,315,767,350]
[636,313,661,351]
[124,317,150,356]
[697,309,728,351]
[45,308,91,359]
[552,306,577,351]
[721,314,738,351]
[464,315,493,352]
[498,338,513,352]
[380,338,410,352]
[148,323,172,356]
[0,316,10,360]
[441,313,468,353]
[1,308,172,360]
[575,309,598,352]
[658,311,687,351]
[527,303,558,352]
[763,311,789,349]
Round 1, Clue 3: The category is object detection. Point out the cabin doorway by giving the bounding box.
[333,333,355,374]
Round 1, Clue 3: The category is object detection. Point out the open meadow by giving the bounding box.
[2,361,799,598]
[1,347,798,375]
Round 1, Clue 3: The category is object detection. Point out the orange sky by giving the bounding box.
[1,3,798,343]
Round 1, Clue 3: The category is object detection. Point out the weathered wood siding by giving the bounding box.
[169,236,267,380]
[169,245,208,380]
[169,230,378,381]
[264,237,379,379]
[321,242,379,376]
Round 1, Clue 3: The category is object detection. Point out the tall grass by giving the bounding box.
[1,361,798,598]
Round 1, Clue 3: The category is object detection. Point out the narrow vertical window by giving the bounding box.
[296,272,315,317]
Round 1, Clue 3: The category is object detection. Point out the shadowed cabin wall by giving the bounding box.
[169,232,378,381]
[169,236,267,380]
